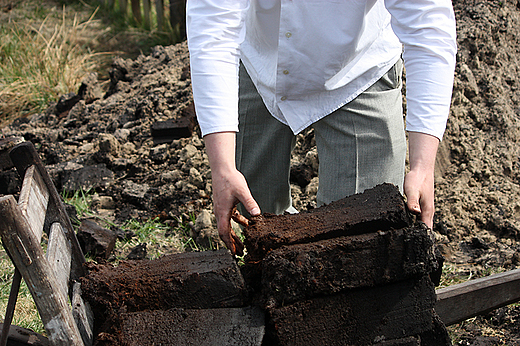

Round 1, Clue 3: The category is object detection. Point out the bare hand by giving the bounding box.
[405,132,440,229]
[404,169,435,229]
[204,132,261,255]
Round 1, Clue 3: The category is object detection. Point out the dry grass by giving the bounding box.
[0,5,109,128]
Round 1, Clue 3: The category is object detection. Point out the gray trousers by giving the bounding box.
[236,60,406,215]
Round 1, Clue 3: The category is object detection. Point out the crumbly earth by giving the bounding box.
[1,0,520,344]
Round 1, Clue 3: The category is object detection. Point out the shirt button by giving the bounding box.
[285,32,292,38]
[281,96,287,101]
[283,70,289,75]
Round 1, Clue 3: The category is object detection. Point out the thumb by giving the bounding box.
[406,191,421,215]
[240,194,261,217]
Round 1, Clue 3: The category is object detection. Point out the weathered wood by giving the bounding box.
[131,0,141,24]
[259,224,438,308]
[72,282,94,346]
[0,269,22,346]
[0,323,48,345]
[0,136,23,171]
[18,165,49,241]
[118,306,264,346]
[9,142,86,281]
[47,222,72,299]
[244,183,412,260]
[436,268,520,326]
[0,196,84,346]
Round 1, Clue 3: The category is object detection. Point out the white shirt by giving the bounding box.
[187,0,457,140]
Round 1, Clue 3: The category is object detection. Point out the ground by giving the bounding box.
[1,0,520,344]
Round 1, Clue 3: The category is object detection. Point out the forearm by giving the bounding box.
[408,131,439,174]
[204,132,237,174]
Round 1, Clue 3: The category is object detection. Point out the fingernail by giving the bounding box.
[250,207,260,216]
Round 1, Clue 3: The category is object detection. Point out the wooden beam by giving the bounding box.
[47,222,72,299]
[0,196,84,346]
[436,268,520,326]
[72,282,94,346]
[17,165,49,241]
[9,142,86,281]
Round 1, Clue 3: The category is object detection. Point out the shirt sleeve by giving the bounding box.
[186,0,249,137]
[385,0,457,140]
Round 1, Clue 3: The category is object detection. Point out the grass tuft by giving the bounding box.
[0,7,107,126]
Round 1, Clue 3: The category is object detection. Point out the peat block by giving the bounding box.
[105,307,265,346]
[260,223,438,308]
[265,276,450,346]
[244,183,412,260]
[80,249,248,319]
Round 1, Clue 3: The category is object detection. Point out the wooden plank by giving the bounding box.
[9,142,86,281]
[47,222,72,299]
[0,196,84,346]
[436,268,520,326]
[131,0,141,24]
[155,0,164,30]
[0,269,22,346]
[143,0,151,29]
[72,282,94,346]
[17,165,49,241]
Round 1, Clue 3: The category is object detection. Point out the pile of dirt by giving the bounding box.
[1,0,520,343]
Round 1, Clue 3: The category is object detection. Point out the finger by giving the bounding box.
[406,193,421,216]
[216,213,237,255]
[240,194,261,217]
[231,207,250,227]
[230,229,244,256]
[419,199,435,229]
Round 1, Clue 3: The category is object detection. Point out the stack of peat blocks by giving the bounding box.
[81,183,451,346]
[243,183,451,346]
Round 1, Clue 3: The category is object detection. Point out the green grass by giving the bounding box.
[62,189,210,260]
[0,251,45,335]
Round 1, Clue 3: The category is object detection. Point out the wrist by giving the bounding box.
[204,131,237,174]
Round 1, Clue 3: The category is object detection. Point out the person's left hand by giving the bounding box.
[404,167,435,229]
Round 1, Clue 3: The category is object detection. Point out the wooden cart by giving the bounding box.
[0,139,93,346]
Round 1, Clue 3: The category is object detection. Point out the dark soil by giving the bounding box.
[1,0,520,344]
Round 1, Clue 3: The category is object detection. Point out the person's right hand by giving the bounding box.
[204,132,261,255]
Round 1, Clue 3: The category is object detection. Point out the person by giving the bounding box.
[186,0,457,255]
